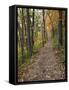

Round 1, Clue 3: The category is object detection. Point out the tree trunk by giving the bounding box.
[43,10,46,44]
[18,9,24,64]
[21,9,24,64]
[26,9,32,58]
[58,11,63,46]
[31,9,35,52]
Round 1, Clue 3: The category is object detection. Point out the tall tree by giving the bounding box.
[21,9,24,64]
[44,10,48,41]
[58,10,63,45]
[43,10,46,44]
[18,8,25,64]
[26,9,32,57]
[31,9,35,52]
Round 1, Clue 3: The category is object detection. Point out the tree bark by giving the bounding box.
[18,9,24,64]
[43,10,46,44]
[21,9,24,64]
[31,9,35,52]
[58,11,63,46]
[26,9,32,57]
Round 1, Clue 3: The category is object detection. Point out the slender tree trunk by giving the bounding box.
[58,11,63,46]
[42,11,44,46]
[18,22,22,48]
[24,17,27,36]
[21,9,24,64]
[31,9,35,52]
[44,11,48,41]
[42,10,46,46]
[43,10,46,44]
[18,10,24,64]
[26,9,32,57]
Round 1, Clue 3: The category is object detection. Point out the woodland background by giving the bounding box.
[17,8,66,82]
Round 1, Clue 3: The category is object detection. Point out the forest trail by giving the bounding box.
[18,39,65,82]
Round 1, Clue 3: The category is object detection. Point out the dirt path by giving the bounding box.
[18,40,65,82]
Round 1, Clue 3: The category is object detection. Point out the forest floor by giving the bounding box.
[18,39,65,82]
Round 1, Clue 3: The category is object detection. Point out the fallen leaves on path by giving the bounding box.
[18,40,65,82]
